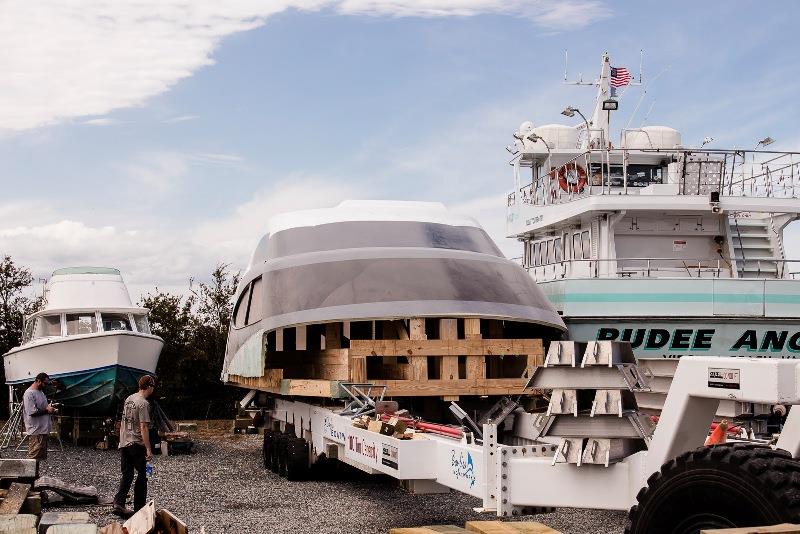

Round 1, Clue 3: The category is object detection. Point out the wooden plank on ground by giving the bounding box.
[700,525,800,534]
[47,525,98,534]
[409,318,427,381]
[98,523,126,534]
[0,483,30,515]
[390,527,470,534]
[0,514,36,534]
[466,521,562,534]
[348,339,543,358]
[123,500,155,534]
[0,459,37,479]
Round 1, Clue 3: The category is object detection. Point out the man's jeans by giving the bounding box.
[114,444,147,511]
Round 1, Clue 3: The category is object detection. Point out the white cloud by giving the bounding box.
[82,117,115,126]
[119,151,191,194]
[193,174,363,268]
[0,1,609,132]
[0,176,367,295]
[163,114,200,124]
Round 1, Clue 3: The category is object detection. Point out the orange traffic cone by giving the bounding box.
[705,419,728,446]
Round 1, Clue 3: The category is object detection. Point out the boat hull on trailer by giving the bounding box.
[4,331,162,415]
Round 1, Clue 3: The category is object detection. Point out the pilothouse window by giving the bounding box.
[133,315,151,334]
[33,315,61,339]
[101,313,132,332]
[66,313,97,335]
[232,285,251,328]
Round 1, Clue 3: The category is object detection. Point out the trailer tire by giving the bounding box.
[286,438,310,481]
[277,432,290,477]
[262,430,275,471]
[625,443,800,534]
[272,432,288,476]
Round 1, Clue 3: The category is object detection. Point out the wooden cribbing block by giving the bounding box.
[701,524,800,534]
[464,318,485,380]
[0,483,30,515]
[47,526,98,534]
[409,318,428,381]
[0,514,36,534]
[439,318,459,380]
[466,521,562,534]
[348,339,542,358]
[390,527,470,534]
[0,459,37,479]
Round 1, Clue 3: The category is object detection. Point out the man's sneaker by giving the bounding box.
[112,504,135,518]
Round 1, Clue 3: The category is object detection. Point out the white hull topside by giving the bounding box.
[3,331,163,384]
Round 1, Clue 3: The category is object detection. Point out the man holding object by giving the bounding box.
[113,375,155,518]
[22,372,57,461]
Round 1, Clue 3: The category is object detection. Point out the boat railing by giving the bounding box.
[523,256,800,280]
[508,147,800,207]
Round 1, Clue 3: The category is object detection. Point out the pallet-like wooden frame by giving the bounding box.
[227,317,544,399]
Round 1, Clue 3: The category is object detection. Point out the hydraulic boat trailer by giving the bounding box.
[252,341,800,533]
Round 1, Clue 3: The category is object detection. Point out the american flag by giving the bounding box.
[610,66,631,87]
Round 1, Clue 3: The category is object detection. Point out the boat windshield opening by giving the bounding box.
[66,313,98,335]
[133,315,151,334]
[33,315,61,339]
[101,313,132,332]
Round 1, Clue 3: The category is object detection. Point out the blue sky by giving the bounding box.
[1,1,799,297]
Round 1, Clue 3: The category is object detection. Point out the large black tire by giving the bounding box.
[270,432,284,473]
[625,443,800,534]
[277,433,290,478]
[262,430,275,471]
[285,438,310,481]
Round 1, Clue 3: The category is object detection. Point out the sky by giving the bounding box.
[2,0,800,299]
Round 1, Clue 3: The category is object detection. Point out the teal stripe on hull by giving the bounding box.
[15,365,150,417]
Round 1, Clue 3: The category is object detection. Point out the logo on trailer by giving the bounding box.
[323,416,346,443]
[381,444,399,470]
[347,435,378,463]
[708,367,740,389]
[450,450,476,488]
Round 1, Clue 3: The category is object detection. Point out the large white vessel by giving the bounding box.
[505,53,800,413]
[3,267,163,415]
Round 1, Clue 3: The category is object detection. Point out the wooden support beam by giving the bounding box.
[463,318,485,381]
[408,318,427,381]
[275,328,284,352]
[325,323,341,350]
[348,339,543,358]
[439,319,459,401]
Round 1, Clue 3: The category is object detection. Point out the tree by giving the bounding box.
[140,264,240,419]
[0,256,40,356]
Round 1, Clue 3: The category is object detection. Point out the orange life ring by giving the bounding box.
[557,163,587,193]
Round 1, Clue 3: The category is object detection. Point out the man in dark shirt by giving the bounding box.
[112,375,155,518]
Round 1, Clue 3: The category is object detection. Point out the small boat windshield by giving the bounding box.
[31,315,61,340]
[101,313,133,332]
[66,313,97,335]
[132,314,151,334]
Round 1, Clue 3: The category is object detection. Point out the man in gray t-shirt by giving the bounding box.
[113,375,155,518]
[22,373,57,461]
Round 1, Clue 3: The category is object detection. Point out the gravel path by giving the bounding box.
[15,433,625,533]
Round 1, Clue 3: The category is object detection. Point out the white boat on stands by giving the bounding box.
[3,267,163,416]
[505,53,800,424]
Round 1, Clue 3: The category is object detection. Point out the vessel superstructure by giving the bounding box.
[505,53,800,413]
[3,267,163,415]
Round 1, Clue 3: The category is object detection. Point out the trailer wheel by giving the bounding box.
[262,430,275,470]
[625,443,800,534]
[286,438,310,481]
[277,432,290,478]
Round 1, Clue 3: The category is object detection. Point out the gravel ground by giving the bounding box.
[12,431,626,534]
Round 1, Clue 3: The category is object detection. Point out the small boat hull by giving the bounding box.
[4,332,163,416]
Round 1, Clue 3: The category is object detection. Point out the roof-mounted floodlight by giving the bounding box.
[701,136,714,147]
[602,99,618,111]
[756,137,775,148]
[561,106,577,118]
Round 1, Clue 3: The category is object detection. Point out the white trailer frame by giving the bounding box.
[264,357,800,516]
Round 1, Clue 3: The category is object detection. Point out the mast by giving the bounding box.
[589,53,612,149]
